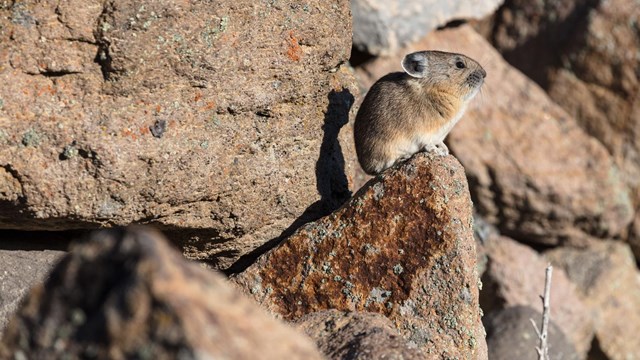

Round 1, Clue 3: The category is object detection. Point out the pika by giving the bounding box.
[354,50,486,175]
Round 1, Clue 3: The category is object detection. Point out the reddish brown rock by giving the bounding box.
[233,153,487,359]
[480,235,593,358]
[0,227,324,359]
[544,0,640,257]
[546,241,640,360]
[480,0,597,86]
[483,0,640,258]
[0,0,357,269]
[298,310,425,359]
[355,25,633,246]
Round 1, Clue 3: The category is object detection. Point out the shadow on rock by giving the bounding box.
[226,89,354,274]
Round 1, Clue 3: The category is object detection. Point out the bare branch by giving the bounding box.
[531,264,553,360]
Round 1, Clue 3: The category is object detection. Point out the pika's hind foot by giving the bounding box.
[423,142,449,156]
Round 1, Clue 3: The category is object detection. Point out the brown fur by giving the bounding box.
[354,51,486,175]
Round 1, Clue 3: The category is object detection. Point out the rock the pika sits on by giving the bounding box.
[354,50,486,175]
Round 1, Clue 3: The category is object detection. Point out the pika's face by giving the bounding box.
[401,50,486,101]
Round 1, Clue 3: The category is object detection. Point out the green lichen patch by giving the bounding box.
[21,128,41,147]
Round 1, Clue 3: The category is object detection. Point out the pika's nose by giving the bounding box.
[479,68,486,78]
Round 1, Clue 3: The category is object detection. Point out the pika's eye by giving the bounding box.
[456,61,465,69]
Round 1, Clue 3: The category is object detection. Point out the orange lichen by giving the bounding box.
[202,101,216,111]
[194,92,203,102]
[36,84,55,96]
[122,128,138,140]
[286,30,302,62]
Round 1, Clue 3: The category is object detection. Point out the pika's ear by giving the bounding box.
[401,52,429,78]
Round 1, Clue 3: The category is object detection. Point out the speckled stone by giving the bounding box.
[298,310,426,359]
[233,153,487,359]
[0,0,357,269]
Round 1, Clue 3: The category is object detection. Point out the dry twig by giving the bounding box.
[530,264,552,360]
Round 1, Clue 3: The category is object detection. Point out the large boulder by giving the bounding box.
[233,153,488,359]
[0,0,357,269]
[484,0,640,258]
[352,0,504,55]
[0,227,324,359]
[355,25,633,246]
[481,0,597,86]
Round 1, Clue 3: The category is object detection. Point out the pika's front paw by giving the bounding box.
[423,142,449,156]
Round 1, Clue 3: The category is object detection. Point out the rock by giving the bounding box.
[298,310,425,359]
[631,214,640,261]
[0,0,357,269]
[355,24,633,246]
[484,0,640,259]
[485,306,580,360]
[481,0,597,86]
[0,249,65,336]
[480,235,593,358]
[0,227,324,359]
[351,0,504,55]
[233,153,487,359]
[546,241,640,360]
[545,0,640,258]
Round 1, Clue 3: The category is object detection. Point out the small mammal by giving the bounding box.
[354,50,486,175]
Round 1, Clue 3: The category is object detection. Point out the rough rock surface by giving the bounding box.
[480,235,593,357]
[355,25,633,246]
[0,249,65,336]
[298,310,425,359]
[0,0,357,269]
[546,241,640,360]
[485,0,640,257]
[352,0,504,55]
[482,0,598,86]
[484,306,580,360]
[233,153,487,359]
[0,227,324,359]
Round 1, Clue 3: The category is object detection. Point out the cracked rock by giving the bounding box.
[0,0,357,269]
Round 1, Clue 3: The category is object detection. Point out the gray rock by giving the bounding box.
[485,306,580,360]
[352,0,504,55]
[0,249,65,336]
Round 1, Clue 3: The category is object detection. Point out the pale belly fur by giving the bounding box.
[392,103,468,162]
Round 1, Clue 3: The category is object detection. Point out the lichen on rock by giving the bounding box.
[233,153,487,359]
